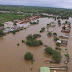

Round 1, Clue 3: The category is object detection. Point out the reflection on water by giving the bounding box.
[0,17,72,72]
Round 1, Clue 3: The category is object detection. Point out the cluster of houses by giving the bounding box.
[1,16,39,33]
[60,25,71,39]
[13,16,39,24]
[3,22,25,33]
[58,24,71,46]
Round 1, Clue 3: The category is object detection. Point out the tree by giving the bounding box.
[33,34,41,38]
[53,50,62,61]
[22,40,25,43]
[40,27,45,32]
[37,20,39,24]
[65,54,69,58]
[53,32,57,36]
[0,22,4,27]
[24,52,33,60]
[65,21,67,24]
[13,23,17,26]
[55,47,62,51]
[44,47,53,55]
[56,42,60,46]
[47,32,52,37]
[62,26,66,30]
[58,20,61,26]
[54,37,59,41]
[17,43,20,46]
[44,47,62,61]
[26,34,43,46]
[0,30,5,36]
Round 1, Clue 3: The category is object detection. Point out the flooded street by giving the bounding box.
[0,17,72,72]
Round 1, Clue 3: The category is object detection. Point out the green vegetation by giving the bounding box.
[47,23,51,27]
[54,37,59,41]
[67,60,69,62]
[0,13,31,23]
[65,21,68,24]
[53,32,57,36]
[56,42,60,46]
[45,47,62,61]
[0,30,5,37]
[24,52,33,60]
[65,54,69,58]
[62,26,66,30]
[65,49,67,50]
[40,14,56,19]
[17,43,20,46]
[0,22,4,27]
[58,20,61,26]
[40,27,45,32]
[44,46,53,55]
[22,40,25,42]
[47,32,52,37]
[55,47,62,51]
[26,34,43,46]
[33,34,41,38]
[13,23,17,26]
[0,5,72,20]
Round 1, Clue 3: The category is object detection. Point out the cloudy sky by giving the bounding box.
[0,0,72,9]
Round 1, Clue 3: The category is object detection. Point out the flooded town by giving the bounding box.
[0,15,72,72]
[0,2,72,72]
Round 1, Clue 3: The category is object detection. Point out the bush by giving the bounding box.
[47,32,52,37]
[65,54,69,58]
[40,27,45,32]
[24,52,33,60]
[54,37,59,41]
[56,42,60,46]
[55,47,62,51]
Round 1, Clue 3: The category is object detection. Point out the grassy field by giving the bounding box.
[0,13,31,23]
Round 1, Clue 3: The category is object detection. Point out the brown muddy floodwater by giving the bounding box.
[0,17,72,72]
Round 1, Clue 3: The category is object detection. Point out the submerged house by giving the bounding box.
[61,29,70,33]
[59,35,69,39]
[57,39,68,46]
[59,33,69,39]
[61,25,71,33]
[13,20,21,23]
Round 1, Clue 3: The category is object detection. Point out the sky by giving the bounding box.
[0,0,72,9]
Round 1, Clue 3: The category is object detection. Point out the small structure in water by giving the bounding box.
[40,67,50,72]
[57,39,68,46]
